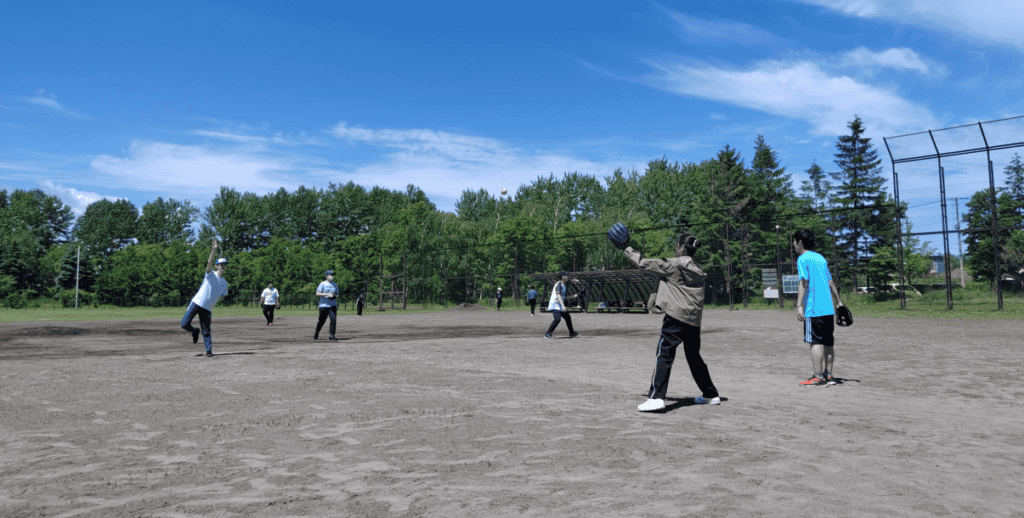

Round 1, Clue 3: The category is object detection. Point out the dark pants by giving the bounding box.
[316,306,337,337]
[528,299,536,315]
[546,310,574,335]
[262,304,275,324]
[496,298,502,310]
[648,315,718,400]
[356,302,363,316]
[181,302,212,353]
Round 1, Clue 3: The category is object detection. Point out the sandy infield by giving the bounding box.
[1,307,1022,517]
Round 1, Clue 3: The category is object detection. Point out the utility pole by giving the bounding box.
[75,246,81,309]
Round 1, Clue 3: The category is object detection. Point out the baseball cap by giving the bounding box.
[558,271,567,277]
[215,258,228,265]
[325,270,335,275]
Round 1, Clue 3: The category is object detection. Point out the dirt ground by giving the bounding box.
[1,307,1022,517]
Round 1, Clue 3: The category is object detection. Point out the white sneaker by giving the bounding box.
[693,396,721,405]
[637,398,666,412]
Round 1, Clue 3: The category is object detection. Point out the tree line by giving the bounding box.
[2,117,1023,309]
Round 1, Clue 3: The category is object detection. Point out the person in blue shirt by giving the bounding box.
[180,238,229,357]
[526,287,539,316]
[793,229,845,386]
[314,270,340,341]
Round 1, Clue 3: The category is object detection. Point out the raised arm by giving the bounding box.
[206,238,218,273]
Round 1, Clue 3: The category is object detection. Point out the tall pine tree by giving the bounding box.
[800,161,831,211]
[831,116,893,292]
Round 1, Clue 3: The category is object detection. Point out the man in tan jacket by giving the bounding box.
[626,234,720,412]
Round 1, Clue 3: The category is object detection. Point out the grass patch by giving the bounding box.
[0,301,500,323]
[706,286,1024,321]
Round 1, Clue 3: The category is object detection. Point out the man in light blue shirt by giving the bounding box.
[180,238,229,357]
[526,287,539,316]
[314,270,339,341]
[794,229,845,386]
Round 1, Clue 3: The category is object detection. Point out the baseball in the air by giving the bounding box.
[501,188,507,195]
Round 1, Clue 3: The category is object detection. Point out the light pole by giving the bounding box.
[775,225,783,310]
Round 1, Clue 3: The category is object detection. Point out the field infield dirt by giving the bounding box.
[1,307,1022,517]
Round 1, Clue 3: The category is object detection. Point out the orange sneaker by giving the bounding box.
[800,375,826,386]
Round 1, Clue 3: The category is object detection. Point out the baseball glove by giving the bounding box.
[607,222,630,250]
[836,305,853,327]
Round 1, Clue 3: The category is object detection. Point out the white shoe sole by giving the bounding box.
[637,399,666,412]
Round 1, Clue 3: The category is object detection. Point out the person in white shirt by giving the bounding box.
[180,238,229,357]
[544,271,579,339]
[314,270,339,340]
[260,282,281,326]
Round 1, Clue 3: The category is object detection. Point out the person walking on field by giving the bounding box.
[260,282,281,326]
[180,238,229,357]
[495,287,503,311]
[793,229,845,386]
[526,286,539,316]
[315,270,339,341]
[628,234,720,412]
[545,272,579,339]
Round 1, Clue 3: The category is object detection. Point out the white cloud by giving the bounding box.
[642,58,937,136]
[21,89,90,119]
[839,47,930,74]
[330,123,643,208]
[90,141,303,196]
[669,12,782,46]
[36,179,123,215]
[792,0,1024,51]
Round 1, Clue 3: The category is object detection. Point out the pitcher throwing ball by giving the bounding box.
[180,238,229,357]
[609,223,720,412]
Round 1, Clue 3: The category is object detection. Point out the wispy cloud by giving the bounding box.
[189,128,324,147]
[36,179,124,215]
[20,89,90,119]
[642,58,937,136]
[90,141,304,197]
[791,0,1024,51]
[838,47,932,74]
[668,12,783,46]
[330,122,643,207]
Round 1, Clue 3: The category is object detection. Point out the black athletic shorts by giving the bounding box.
[803,315,835,346]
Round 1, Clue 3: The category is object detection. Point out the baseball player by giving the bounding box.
[526,286,538,316]
[260,282,281,325]
[180,238,229,357]
[622,232,720,412]
[314,270,339,341]
[544,271,579,339]
[495,287,503,311]
[793,229,845,386]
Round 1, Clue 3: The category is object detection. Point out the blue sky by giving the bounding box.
[2,0,1023,247]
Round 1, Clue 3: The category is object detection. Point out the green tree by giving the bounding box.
[137,197,200,244]
[1004,153,1024,216]
[73,199,139,260]
[2,189,74,249]
[55,244,98,293]
[831,116,894,292]
[455,188,497,222]
[800,161,832,210]
[900,220,936,282]
[963,189,1023,286]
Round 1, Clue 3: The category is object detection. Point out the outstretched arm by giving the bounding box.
[206,238,218,273]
